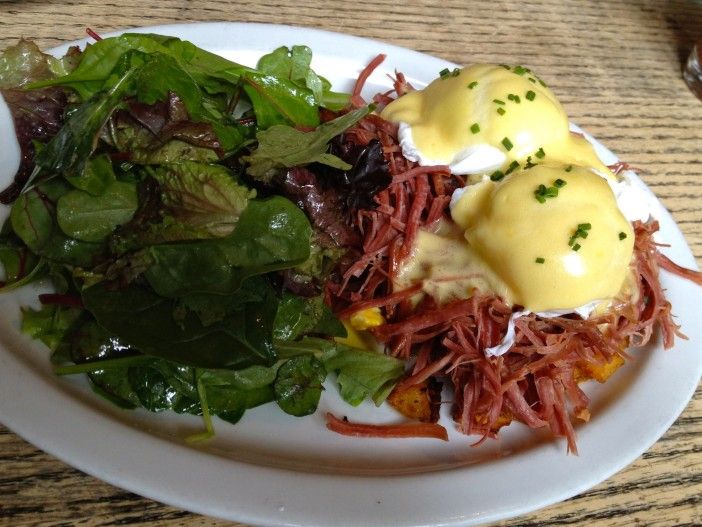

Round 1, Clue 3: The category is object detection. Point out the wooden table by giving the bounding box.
[1,0,700,525]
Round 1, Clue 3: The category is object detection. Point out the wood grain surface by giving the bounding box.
[0,0,700,526]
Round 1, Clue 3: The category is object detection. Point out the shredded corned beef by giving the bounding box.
[325,413,449,441]
[323,59,702,451]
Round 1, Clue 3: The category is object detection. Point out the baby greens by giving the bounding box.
[0,34,403,439]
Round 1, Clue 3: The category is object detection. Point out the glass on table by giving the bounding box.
[684,42,702,100]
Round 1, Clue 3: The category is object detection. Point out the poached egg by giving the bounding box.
[380,64,612,178]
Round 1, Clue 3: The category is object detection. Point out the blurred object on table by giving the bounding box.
[684,42,702,99]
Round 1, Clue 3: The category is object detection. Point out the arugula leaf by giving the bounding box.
[82,277,278,369]
[245,106,370,182]
[256,46,348,111]
[28,33,250,100]
[240,71,320,129]
[145,195,311,297]
[274,355,326,417]
[133,53,204,118]
[57,180,138,242]
[33,63,138,182]
[323,344,405,406]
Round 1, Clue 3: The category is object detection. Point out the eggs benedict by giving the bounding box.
[380,64,612,178]
[450,164,634,312]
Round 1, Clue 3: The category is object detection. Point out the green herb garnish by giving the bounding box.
[501,137,514,151]
[505,160,520,175]
[468,81,478,89]
[470,122,481,134]
[526,90,536,101]
[568,223,592,249]
[535,257,545,264]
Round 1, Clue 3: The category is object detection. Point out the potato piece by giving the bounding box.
[387,378,442,423]
[574,353,625,383]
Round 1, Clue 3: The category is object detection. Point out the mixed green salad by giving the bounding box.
[0,33,403,440]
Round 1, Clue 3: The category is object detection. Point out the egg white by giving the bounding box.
[398,122,506,175]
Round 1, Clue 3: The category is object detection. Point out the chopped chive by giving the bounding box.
[468,81,478,89]
[535,257,545,264]
[501,137,514,151]
[565,165,573,172]
[500,64,510,70]
[539,79,547,87]
[578,223,592,230]
[439,68,450,78]
[554,178,566,188]
[526,90,536,101]
[507,94,521,103]
[493,98,506,105]
[528,77,537,83]
[524,156,536,169]
[470,122,481,134]
[505,160,520,175]
[536,195,546,203]
[513,65,528,75]
[451,68,461,77]
[619,231,627,240]
[490,170,505,181]
[572,243,581,251]
[497,107,506,116]
[535,147,546,159]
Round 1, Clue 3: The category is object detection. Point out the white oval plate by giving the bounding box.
[0,22,701,527]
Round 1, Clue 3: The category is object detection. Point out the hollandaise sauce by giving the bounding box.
[381,64,613,178]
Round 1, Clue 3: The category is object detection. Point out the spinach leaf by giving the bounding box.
[322,344,405,406]
[145,195,311,297]
[274,356,326,417]
[205,384,275,424]
[64,154,116,196]
[70,320,142,409]
[10,180,103,266]
[21,303,83,352]
[0,237,44,290]
[82,277,278,369]
[245,106,369,182]
[199,364,277,390]
[273,293,346,341]
[57,180,138,242]
[127,365,181,412]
